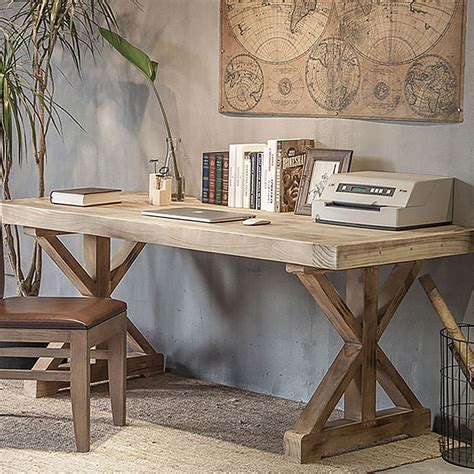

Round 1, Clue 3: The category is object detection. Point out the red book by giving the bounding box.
[222,152,229,206]
[208,153,216,204]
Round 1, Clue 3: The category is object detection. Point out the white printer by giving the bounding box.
[312,171,453,231]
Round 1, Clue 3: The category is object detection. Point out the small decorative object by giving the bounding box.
[99,28,185,201]
[149,138,184,205]
[149,174,172,207]
[295,148,353,216]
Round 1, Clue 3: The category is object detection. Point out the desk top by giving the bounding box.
[1,193,472,270]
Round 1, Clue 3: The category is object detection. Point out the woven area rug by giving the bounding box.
[0,374,440,472]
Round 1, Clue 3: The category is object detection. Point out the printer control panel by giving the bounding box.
[336,183,396,197]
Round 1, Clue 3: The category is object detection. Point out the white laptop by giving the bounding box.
[142,207,255,223]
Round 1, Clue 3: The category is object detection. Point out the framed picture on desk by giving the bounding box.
[295,148,353,216]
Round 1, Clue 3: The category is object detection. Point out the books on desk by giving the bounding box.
[50,187,122,207]
[228,143,266,209]
[202,139,314,212]
[202,151,229,206]
[265,138,314,213]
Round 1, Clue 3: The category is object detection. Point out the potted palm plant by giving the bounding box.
[0,1,118,296]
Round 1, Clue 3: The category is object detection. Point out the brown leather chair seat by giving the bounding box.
[0,297,127,330]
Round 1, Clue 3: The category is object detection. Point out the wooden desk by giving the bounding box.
[1,193,473,463]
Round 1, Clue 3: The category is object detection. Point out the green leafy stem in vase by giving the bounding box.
[99,27,180,179]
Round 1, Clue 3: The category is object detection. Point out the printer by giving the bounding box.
[312,171,453,231]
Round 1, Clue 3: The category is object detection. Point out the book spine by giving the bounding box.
[260,146,269,211]
[228,146,236,207]
[275,141,283,212]
[242,152,252,209]
[215,153,223,205]
[202,153,210,203]
[256,152,263,210]
[209,152,216,204]
[235,146,243,208]
[222,152,229,206]
[250,152,257,209]
[265,141,277,212]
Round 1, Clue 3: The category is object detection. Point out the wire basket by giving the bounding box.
[440,324,474,468]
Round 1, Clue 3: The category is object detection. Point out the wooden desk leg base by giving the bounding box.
[23,230,164,398]
[284,262,431,463]
[284,407,431,463]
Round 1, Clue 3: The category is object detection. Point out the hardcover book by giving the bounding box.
[202,153,210,203]
[255,152,263,210]
[222,152,229,206]
[250,152,258,209]
[242,151,252,208]
[261,146,273,212]
[280,152,307,212]
[266,138,314,212]
[216,153,223,205]
[208,152,217,204]
[50,187,121,207]
[228,145,237,207]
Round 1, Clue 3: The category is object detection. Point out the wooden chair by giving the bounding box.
[0,232,127,452]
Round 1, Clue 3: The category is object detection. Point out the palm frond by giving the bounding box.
[0,27,33,166]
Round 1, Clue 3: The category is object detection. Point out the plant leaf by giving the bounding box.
[99,27,157,81]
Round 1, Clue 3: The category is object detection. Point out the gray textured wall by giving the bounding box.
[7,0,474,414]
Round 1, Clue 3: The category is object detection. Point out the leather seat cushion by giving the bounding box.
[0,297,127,330]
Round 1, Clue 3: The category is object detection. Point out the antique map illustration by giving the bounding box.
[220,1,466,122]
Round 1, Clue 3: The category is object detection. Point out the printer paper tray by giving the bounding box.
[315,218,452,231]
[325,201,384,212]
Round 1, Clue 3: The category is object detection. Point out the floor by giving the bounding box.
[0,372,469,472]
[388,458,472,472]
[0,373,307,453]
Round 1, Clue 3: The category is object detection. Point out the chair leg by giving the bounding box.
[108,319,126,426]
[70,331,91,452]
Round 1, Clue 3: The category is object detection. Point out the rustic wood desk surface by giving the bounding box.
[1,192,472,270]
[1,192,473,463]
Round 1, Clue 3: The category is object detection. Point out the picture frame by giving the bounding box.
[295,148,353,216]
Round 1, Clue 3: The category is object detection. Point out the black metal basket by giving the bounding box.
[440,324,474,468]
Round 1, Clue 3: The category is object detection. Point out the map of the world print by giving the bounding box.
[220,1,466,122]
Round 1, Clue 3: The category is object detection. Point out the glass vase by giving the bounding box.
[164,137,185,202]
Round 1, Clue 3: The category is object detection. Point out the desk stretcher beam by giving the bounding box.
[284,262,430,463]
[23,230,161,398]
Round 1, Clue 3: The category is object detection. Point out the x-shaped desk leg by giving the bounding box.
[23,229,164,397]
[284,262,431,463]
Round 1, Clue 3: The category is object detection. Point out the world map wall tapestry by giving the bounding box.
[219,1,467,122]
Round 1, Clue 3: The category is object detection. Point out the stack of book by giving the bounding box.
[227,143,265,210]
[201,138,314,212]
[201,151,229,205]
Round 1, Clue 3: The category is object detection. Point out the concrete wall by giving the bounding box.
[7,0,474,413]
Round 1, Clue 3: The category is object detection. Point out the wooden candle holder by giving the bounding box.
[149,174,172,207]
